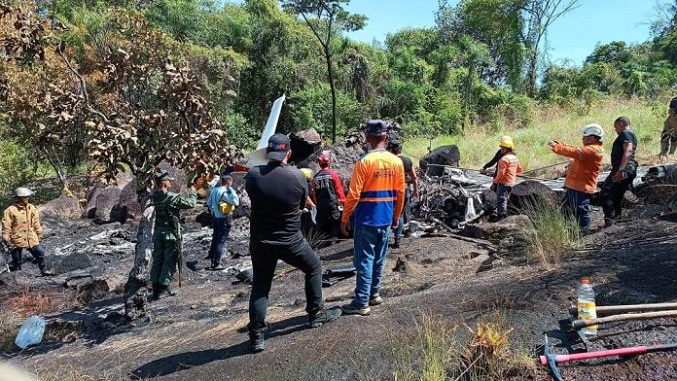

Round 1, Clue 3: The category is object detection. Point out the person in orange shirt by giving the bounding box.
[340,120,406,316]
[549,124,605,231]
[490,136,523,222]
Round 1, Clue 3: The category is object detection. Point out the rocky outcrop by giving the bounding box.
[56,252,93,274]
[84,163,188,224]
[510,180,559,213]
[39,195,83,220]
[461,215,532,244]
[419,145,461,177]
[93,186,122,224]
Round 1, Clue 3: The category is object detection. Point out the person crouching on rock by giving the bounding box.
[490,136,523,222]
[548,124,605,232]
[245,133,342,353]
[150,171,197,300]
[1,187,55,276]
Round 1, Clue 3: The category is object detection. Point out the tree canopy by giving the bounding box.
[1,0,677,193]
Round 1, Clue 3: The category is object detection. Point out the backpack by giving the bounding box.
[217,189,236,214]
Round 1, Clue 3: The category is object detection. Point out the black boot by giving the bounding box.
[37,258,55,276]
[151,283,161,301]
[155,284,177,300]
[392,237,401,249]
[249,330,265,353]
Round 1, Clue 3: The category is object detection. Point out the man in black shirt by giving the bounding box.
[245,133,341,352]
[602,116,638,227]
[387,139,418,248]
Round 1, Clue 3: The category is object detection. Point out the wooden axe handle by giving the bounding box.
[569,302,677,316]
[571,310,677,330]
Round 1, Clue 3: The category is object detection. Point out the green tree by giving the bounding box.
[522,0,581,96]
[458,34,492,132]
[281,0,366,143]
[437,0,525,91]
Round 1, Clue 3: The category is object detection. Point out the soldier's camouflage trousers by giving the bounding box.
[660,113,677,156]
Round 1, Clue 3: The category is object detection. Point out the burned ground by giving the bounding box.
[2,157,677,380]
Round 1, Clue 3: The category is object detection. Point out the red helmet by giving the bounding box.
[318,150,332,165]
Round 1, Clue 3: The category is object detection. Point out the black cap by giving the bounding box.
[266,133,291,162]
[365,119,388,136]
[387,139,402,151]
[155,171,175,181]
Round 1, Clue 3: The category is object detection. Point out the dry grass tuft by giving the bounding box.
[386,311,534,381]
[2,286,77,318]
[513,200,581,268]
[30,364,133,381]
[0,286,79,351]
[459,321,514,380]
[0,309,21,351]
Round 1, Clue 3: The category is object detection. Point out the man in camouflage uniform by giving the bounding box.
[150,171,197,300]
[1,187,54,276]
[660,96,677,157]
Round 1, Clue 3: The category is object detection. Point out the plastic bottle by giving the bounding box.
[15,316,46,349]
[577,279,598,335]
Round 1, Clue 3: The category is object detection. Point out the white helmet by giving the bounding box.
[582,123,604,141]
[14,187,34,198]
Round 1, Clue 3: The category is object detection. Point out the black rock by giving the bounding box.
[56,252,93,274]
[419,145,461,177]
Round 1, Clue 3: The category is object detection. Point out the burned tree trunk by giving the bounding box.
[123,193,155,321]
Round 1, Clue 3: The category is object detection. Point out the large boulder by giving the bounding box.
[39,195,83,220]
[56,252,93,274]
[115,180,142,222]
[419,145,461,177]
[93,186,122,224]
[509,180,559,213]
[462,215,532,244]
[84,186,101,219]
[75,274,125,304]
[290,128,322,168]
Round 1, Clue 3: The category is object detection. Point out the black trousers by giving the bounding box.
[248,239,324,332]
[602,173,635,220]
[316,204,341,238]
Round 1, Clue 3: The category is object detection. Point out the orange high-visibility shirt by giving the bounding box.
[551,142,604,194]
[493,153,523,186]
[342,149,406,227]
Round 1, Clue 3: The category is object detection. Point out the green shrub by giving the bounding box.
[514,200,581,267]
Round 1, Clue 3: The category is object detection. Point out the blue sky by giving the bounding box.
[344,0,667,66]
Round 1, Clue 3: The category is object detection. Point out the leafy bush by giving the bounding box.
[0,140,36,196]
[289,85,367,140]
